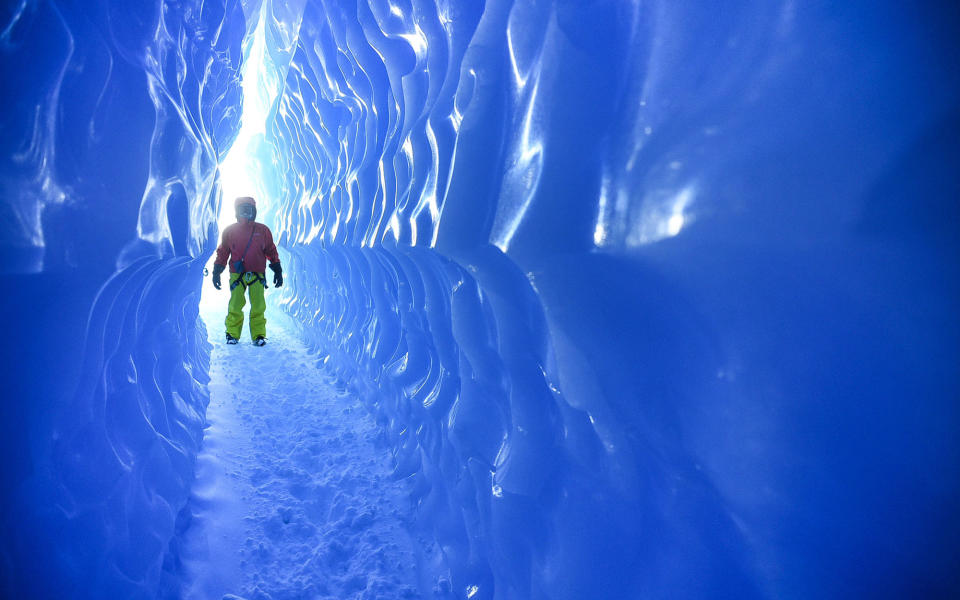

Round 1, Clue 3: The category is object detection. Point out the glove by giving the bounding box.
[269,262,283,287]
[212,263,225,290]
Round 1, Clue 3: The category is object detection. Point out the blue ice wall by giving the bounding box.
[2,0,958,599]
[264,1,960,598]
[1,0,245,597]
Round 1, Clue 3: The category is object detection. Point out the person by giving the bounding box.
[211,196,283,346]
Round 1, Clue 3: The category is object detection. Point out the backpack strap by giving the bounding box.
[232,224,258,273]
[239,224,257,262]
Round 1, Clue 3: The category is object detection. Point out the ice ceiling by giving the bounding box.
[2,0,958,598]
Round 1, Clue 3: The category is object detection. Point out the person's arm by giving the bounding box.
[212,227,231,289]
[214,226,232,267]
[264,227,282,287]
[263,226,280,265]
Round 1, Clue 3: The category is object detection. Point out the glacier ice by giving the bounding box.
[2,0,245,596]
[2,0,959,598]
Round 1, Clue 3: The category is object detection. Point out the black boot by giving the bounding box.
[254,335,266,347]
[226,333,239,345]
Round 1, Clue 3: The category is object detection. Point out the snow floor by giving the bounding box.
[166,299,442,600]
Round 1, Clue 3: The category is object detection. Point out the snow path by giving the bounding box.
[171,303,427,600]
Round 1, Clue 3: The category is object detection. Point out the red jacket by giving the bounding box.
[215,220,280,274]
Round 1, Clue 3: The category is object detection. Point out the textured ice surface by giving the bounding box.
[2,0,245,597]
[2,0,960,599]
[263,2,960,598]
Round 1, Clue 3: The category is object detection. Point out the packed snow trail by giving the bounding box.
[168,303,432,600]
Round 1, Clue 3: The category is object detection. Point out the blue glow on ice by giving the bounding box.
[2,1,959,599]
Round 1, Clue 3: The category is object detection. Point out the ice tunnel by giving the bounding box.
[2,0,959,598]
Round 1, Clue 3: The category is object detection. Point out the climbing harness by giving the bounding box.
[230,270,268,291]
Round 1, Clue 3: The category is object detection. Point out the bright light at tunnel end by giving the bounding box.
[202,3,280,311]
[216,3,276,235]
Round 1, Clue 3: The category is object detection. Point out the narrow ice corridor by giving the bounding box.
[164,5,446,596]
[163,303,438,599]
[3,1,958,599]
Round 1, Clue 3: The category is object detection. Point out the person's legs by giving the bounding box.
[248,274,267,339]
[225,273,246,338]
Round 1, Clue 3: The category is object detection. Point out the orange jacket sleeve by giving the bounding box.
[214,227,231,266]
[264,226,280,265]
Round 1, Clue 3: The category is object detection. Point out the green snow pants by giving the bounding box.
[226,272,266,340]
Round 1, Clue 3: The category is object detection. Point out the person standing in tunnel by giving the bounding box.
[211,196,283,346]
